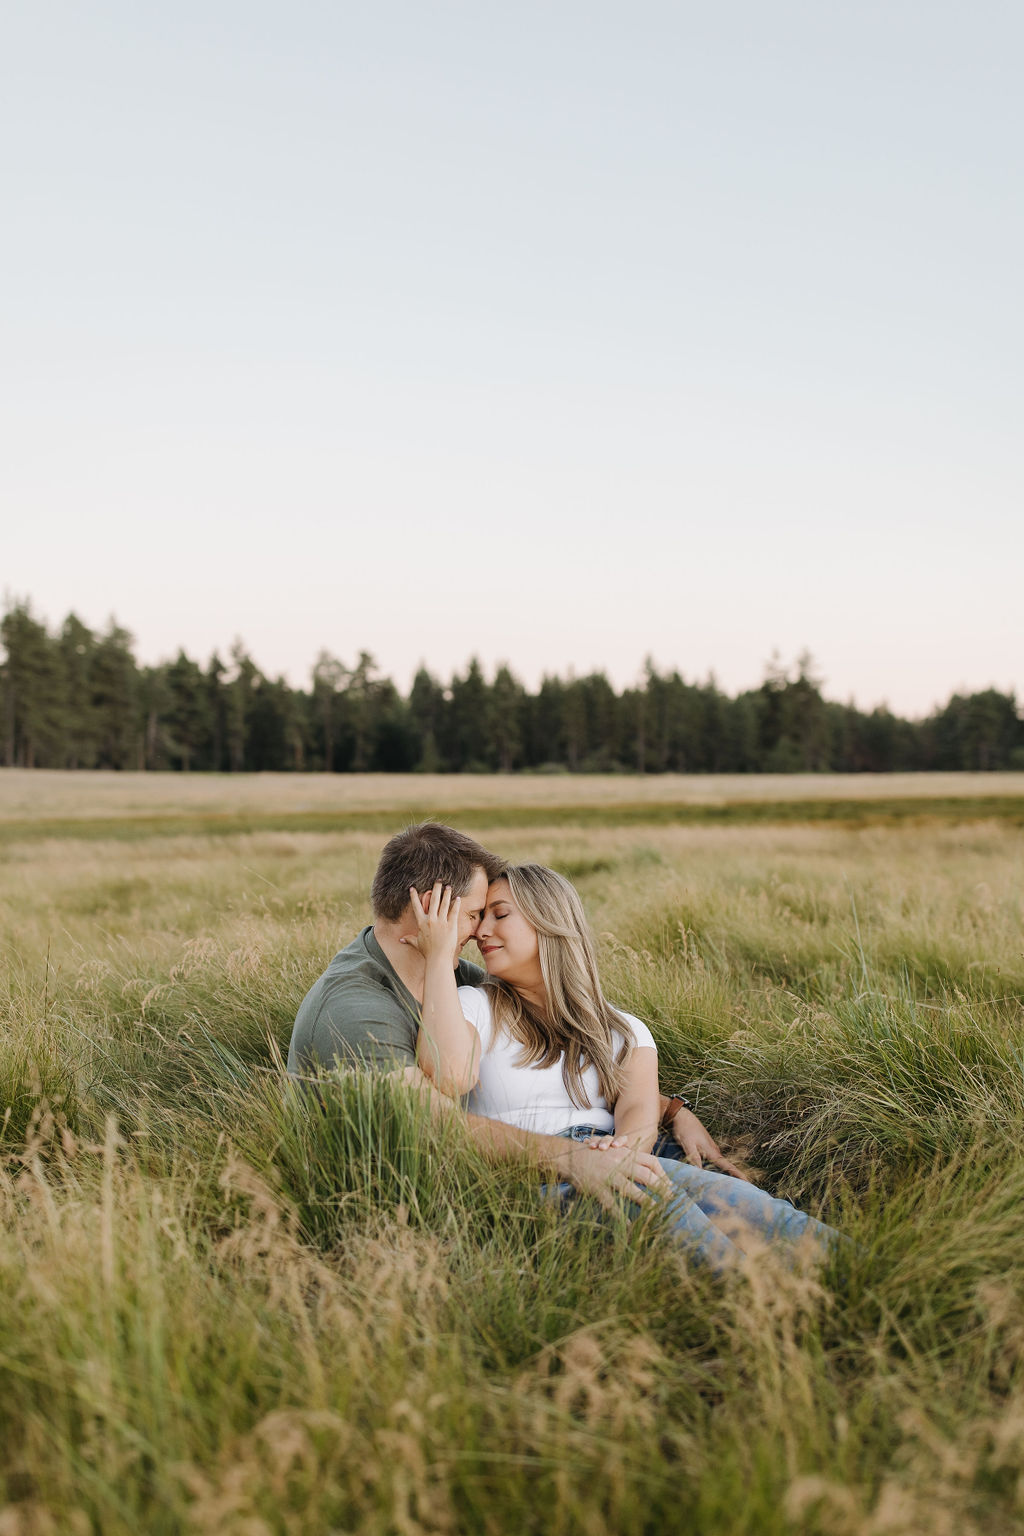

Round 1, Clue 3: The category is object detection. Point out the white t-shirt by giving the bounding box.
[459,985,657,1136]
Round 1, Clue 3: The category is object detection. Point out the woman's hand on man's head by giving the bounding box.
[402,882,462,967]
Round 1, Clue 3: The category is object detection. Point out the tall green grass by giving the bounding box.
[1,815,1023,1532]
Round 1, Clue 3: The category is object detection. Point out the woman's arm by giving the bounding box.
[406,883,481,1097]
[610,1045,662,1153]
[394,1065,670,1203]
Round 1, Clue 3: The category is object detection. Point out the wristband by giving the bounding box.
[660,1093,693,1131]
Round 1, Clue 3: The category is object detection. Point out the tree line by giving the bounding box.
[2,602,1021,775]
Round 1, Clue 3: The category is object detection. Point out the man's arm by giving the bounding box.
[301,986,420,1076]
[658,1092,748,1180]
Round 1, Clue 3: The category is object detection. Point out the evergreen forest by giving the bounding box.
[2,601,1021,774]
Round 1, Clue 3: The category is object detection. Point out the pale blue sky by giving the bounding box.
[3,1,1021,714]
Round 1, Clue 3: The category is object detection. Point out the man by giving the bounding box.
[288,822,743,1204]
[288,821,499,1083]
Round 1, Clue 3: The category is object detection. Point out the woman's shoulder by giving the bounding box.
[611,1007,657,1052]
[457,984,495,1034]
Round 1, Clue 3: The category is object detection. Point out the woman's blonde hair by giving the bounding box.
[485,863,633,1109]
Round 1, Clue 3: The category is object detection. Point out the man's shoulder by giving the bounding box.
[302,927,409,1017]
[318,926,389,986]
[315,933,482,992]
[288,926,417,1073]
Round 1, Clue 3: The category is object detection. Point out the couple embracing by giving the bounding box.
[287,823,841,1271]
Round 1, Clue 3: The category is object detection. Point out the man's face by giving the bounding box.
[457,867,490,953]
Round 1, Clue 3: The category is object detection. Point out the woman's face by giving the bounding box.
[476,877,544,995]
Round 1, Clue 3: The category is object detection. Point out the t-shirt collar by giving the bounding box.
[363,924,420,1013]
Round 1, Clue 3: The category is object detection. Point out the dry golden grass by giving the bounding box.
[3,767,1023,824]
[2,777,1024,1532]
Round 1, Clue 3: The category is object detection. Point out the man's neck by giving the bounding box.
[373,918,428,1003]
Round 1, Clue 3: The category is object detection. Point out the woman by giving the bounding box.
[410,864,842,1272]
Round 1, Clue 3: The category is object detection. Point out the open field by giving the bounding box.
[2,775,1024,1532]
[6,768,1024,819]
[3,769,1024,847]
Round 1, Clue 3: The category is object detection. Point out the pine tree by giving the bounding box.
[408,667,447,772]
[346,651,384,773]
[92,621,139,769]
[205,654,228,771]
[489,665,524,772]
[1,601,66,767]
[311,651,347,772]
[58,613,99,768]
[448,658,491,771]
[166,651,211,771]
[225,642,259,772]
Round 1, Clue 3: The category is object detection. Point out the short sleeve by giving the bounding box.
[309,984,419,1071]
[457,986,494,1047]
[615,1010,657,1053]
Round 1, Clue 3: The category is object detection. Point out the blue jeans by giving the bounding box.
[550,1125,842,1273]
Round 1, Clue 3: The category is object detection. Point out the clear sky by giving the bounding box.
[3,1,1021,715]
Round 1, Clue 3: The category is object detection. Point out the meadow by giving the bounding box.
[2,771,1023,1534]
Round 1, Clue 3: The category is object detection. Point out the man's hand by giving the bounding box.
[557,1141,672,1208]
[671,1106,748,1180]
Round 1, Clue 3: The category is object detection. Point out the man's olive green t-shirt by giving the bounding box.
[286,925,486,1077]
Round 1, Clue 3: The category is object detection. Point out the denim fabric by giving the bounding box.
[547,1125,841,1273]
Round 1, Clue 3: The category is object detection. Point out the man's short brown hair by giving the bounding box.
[370,822,504,921]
